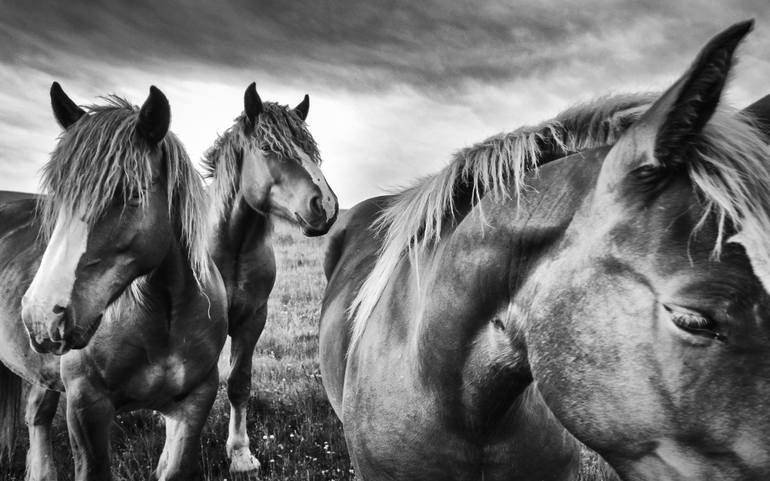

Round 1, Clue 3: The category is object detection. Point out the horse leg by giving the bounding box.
[24,385,60,481]
[226,306,267,479]
[65,380,114,481]
[153,368,218,481]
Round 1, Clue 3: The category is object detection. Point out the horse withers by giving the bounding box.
[204,83,337,479]
[320,20,770,481]
[0,84,227,481]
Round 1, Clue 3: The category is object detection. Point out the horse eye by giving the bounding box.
[664,305,726,342]
[632,163,662,181]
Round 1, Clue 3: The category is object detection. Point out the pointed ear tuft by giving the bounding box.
[244,82,263,125]
[50,82,86,129]
[294,94,310,121]
[136,86,170,145]
[653,20,753,165]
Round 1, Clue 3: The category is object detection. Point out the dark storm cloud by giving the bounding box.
[2,1,770,204]
[3,0,768,95]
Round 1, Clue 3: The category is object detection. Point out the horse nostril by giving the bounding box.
[310,196,324,217]
[53,304,66,315]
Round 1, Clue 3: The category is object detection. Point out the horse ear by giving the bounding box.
[741,93,770,140]
[639,20,753,167]
[294,94,310,121]
[50,82,86,129]
[136,86,170,146]
[244,82,263,125]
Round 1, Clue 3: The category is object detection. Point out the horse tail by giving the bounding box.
[0,362,22,459]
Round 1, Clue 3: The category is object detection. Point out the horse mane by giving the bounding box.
[348,92,660,348]
[690,109,770,260]
[38,95,211,284]
[202,102,321,218]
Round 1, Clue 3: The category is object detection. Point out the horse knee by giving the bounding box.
[227,373,251,405]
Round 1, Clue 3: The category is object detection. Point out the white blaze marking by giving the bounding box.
[24,206,89,322]
[292,142,337,219]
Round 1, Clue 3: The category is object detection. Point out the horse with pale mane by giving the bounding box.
[204,82,338,478]
[0,85,227,481]
[320,20,770,480]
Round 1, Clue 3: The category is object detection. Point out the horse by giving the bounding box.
[204,82,337,478]
[319,20,770,480]
[0,84,228,481]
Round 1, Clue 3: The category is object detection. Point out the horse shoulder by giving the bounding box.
[323,196,392,281]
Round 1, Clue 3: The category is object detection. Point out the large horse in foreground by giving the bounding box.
[204,83,337,478]
[0,85,227,481]
[320,21,770,480]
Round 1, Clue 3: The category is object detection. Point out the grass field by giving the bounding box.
[1,220,613,481]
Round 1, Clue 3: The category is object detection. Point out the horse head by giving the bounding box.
[21,84,188,354]
[525,20,770,479]
[234,83,337,236]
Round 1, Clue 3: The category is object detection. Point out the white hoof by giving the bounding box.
[229,447,261,474]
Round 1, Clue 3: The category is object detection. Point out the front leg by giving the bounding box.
[64,379,114,481]
[154,368,219,481]
[226,305,267,479]
[25,385,60,481]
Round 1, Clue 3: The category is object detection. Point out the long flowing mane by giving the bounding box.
[38,95,211,283]
[690,108,770,264]
[202,102,321,218]
[349,93,657,345]
[349,91,770,351]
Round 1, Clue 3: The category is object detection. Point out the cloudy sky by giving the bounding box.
[2,1,769,207]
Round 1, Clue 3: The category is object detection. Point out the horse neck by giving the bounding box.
[208,188,273,271]
[115,223,203,331]
[411,151,603,424]
[414,204,519,373]
[162,217,205,295]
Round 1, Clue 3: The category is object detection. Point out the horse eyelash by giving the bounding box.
[670,310,713,329]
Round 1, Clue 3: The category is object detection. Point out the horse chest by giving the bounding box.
[139,354,196,393]
[112,345,217,406]
[87,313,227,407]
[343,316,556,480]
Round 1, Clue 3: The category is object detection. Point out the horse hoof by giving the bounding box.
[228,471,260,481]
[229,447,261,479]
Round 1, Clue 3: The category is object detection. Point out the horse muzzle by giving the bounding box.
[21,298,102,354]
[295,201,338,237]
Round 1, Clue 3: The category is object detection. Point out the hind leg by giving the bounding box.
[25,385,60,481]
[226,307,266,480]
[153,368,218,481]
